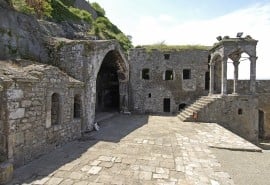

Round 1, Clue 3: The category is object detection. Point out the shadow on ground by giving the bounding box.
[8,114,149,184]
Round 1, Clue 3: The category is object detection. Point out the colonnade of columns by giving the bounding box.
[209,55,257,95]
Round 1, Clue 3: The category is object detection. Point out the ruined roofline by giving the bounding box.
[210,37,258,51]
[133,44,211,52]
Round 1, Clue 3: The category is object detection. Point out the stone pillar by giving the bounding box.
[221,56,228,95]
[119,81,129,112]
[233,61,240,94]
[209,63,215,95]
[250,56,257,94]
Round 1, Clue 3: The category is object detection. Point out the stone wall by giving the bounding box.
[0,85,6,160]
[196,95,258,142]
[129,48,209,113]
[257,94,270,139]
[56,39,129,129]
[0,61,84,167]
[227,80,270,94]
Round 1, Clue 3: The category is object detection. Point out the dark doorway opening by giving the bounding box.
[96,51,121,112]
[163,98,170,112]
[259,110,265,139]
[178,103,187,111]
[205,71,210,90]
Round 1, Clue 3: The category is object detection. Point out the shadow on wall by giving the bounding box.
[8,114,149,184]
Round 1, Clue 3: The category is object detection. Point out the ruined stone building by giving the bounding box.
[0,0,270,170]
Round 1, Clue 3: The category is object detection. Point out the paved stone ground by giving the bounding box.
[8,115,262,185]
[212,149,270,185]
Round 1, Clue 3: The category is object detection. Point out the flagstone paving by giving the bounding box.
[8,115,262,185]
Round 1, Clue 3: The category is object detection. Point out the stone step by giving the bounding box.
[177,95,222,122]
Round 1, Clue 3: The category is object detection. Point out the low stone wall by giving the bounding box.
[196,95,258,142]
[227,80,270,94]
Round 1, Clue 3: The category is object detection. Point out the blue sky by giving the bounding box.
[92,0,270,79]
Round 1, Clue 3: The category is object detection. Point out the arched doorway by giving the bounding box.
[95,50,128,113]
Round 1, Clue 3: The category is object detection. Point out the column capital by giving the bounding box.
[233,61,240,66]
[250,56,258,61]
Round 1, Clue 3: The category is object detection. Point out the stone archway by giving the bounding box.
[83,41,129,131]
[94,49,129,119]
[96,51,122,112]
[209,54,223,94]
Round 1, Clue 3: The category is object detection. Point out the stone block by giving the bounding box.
[9,108,25,120]
[7,89,24,100]
[0,162,13,184]
[21,100,32,107]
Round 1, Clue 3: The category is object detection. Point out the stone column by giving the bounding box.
[250,56,257,94]
[233,61,240,94]
[119,81,129,112]
[209,63,215,95]
[221,56,228,95]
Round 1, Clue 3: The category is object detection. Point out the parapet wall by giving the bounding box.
[227,80,270,94]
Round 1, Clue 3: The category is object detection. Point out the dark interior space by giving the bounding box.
[179,103,187,111]
[163,98,170,112]
[96,51,120,112]
[259,110,265,139]
[205,71,210,90]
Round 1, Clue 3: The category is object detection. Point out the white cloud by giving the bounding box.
[132,3,270,79]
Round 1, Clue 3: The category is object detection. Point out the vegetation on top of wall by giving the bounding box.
[91,2,105,17]
[90,2,132,51]
[11,0,92,23]
[136,43,210,52]
[11,0,132,51]
[50,0,92,23]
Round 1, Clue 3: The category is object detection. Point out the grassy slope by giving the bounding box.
[11,0,132,51]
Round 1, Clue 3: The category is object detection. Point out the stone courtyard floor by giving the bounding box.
[8,114,270,185]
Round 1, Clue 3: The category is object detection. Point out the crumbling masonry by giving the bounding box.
[1,3,270,170]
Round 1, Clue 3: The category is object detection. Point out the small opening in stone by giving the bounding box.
[179,103,187,111]
[164,54,170,60]
[74,94,81,119]
[142,68,150,80]
[238,108,243,115]
[51,93,60,125]
[165,70,173,80]
[148,93,151,98]
[183,69,191,80]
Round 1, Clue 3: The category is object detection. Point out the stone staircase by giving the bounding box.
[178,95,221,122]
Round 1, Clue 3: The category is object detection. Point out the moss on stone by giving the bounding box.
[137,44,210,53]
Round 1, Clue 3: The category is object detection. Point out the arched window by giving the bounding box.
[165,70,173,80]
[51,93,60,125]
[74,94,81,119]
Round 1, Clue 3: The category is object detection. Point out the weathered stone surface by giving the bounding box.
[129,48,209,114]
[0,60,84,167]
[9,108,25,120]
[0,162,13,184]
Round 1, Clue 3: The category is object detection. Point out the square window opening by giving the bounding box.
[142,69,150,80]
[164,54,170,60]
[183,69,191,80]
